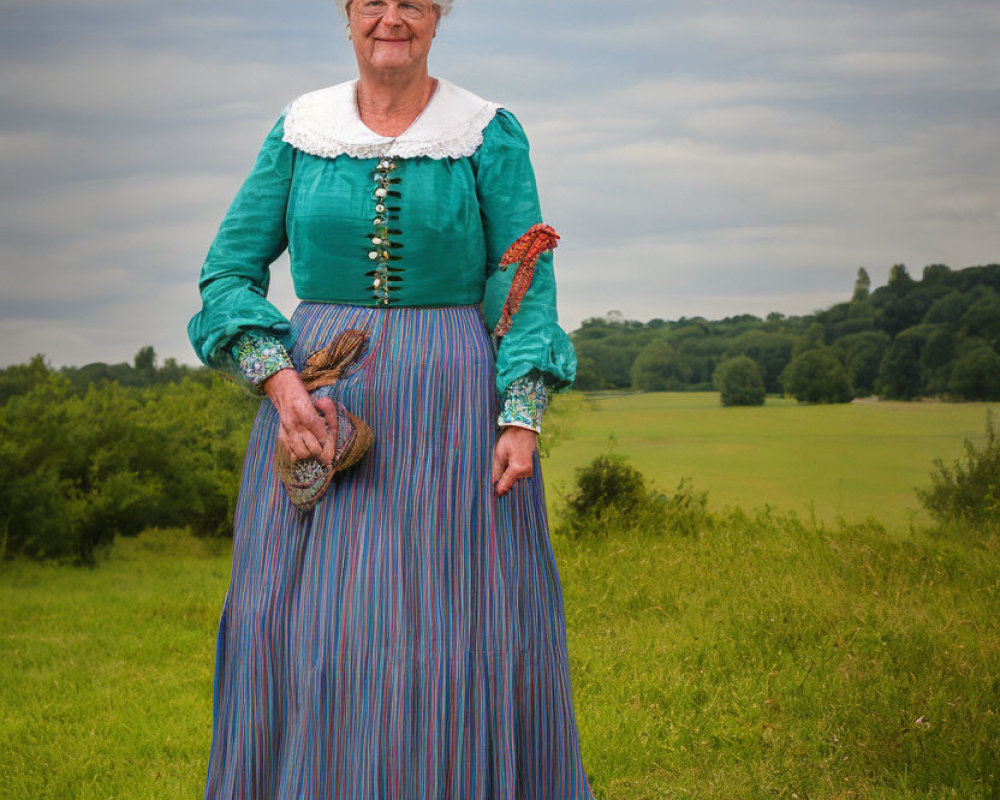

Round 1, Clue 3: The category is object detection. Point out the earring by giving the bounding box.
[345,22,352,41]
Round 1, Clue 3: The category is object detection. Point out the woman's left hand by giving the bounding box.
[491,426,539,497]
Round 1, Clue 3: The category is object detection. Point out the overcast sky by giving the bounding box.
[2,0,999,367]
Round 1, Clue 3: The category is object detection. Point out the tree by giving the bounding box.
[922,263,952,286]
[630,340,691,391]
[835,331,890,397]
[877,335,923,399]
[852,267,871,303]
[920,328,956,395]
[949,347,1000,401]
[572,355,604,391]
[724,331,794,394]
[713,356,765,406]
[874,263,929,337]
[0,354,51,404]
[792,322,826,357]
[960,290,1000,347]
[782,347,852,404]
[888,263,914,290]
[133,345,157,373]
[572,318,648,389]
[923,290,970,325]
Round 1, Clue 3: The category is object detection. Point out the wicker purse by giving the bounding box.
[273,329,375,512]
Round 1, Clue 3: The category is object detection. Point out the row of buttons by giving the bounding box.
[365,158,404,306]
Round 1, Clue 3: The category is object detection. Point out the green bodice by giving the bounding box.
[187,81,576,395]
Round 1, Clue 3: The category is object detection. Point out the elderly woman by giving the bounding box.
[188,0,593,797]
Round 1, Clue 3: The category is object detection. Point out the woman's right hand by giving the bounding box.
[263,369,339,464]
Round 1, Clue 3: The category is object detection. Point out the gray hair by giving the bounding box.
[336,0,453,17]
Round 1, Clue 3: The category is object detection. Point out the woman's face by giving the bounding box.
[348,0,440,77]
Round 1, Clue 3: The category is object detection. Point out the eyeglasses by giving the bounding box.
[353,0,433,20]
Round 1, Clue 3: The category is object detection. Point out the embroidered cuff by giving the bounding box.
[497,374,548,434]
[232,331,294,393]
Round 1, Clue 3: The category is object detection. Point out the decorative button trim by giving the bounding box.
[365,157,405,306]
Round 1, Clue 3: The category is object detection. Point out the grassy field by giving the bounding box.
[2,518,997,800]
[2,394,998,799]
[543,392,999,530]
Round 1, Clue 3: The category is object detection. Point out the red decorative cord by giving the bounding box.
[493,223,560,337]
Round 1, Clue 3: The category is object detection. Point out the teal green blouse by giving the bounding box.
[187,88,576,398]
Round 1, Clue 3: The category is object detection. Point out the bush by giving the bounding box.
[724,331,794,394]
[917,411,1000,530]
[712,356,765,406]
[781,347,852,404]
[557,452,710,538]
[0,369,258,562]
[651,478,711,537]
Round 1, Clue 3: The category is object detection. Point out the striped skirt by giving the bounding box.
[205,302,595,800]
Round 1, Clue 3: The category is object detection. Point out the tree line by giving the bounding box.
[1,261,998,561]
[573,263,1000,403]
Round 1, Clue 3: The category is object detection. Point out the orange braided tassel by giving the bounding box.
[493,223,560,337]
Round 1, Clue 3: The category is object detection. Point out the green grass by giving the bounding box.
[561,512,999,799]
[0,530,228,799]
[2,518,998,799]
[2,395,999,798]
[543,392,1000,530]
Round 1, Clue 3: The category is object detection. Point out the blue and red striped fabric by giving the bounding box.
[206,302,595,799]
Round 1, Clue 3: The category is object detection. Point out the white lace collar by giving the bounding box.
[281,77,502,160]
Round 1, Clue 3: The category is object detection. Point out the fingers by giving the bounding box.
[286,418,326,462]
[492,433,534,497]
[301,401,331,461]
[494,458,533,497]
[277,393,337,463]
[279,425,316,462]
[491,441,504,486]
[315,398,339,465]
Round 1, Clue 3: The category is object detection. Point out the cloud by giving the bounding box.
[1,0,999,366]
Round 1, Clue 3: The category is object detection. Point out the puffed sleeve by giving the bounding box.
[474,110,577,409]
[187,113,296,390]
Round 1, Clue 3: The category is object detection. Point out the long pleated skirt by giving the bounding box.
[205,302,595,800]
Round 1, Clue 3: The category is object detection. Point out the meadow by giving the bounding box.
[1,392,998,799]
[543,392,999,530]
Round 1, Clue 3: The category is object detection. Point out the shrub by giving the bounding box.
[917,411,1000,530]
[0,370,258,562]
[651,478,711,537]
[712,356,765,406]
[557,452,710,538]
[781,347,852,404]
[559,453,648,538]
[724,331,794,394]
